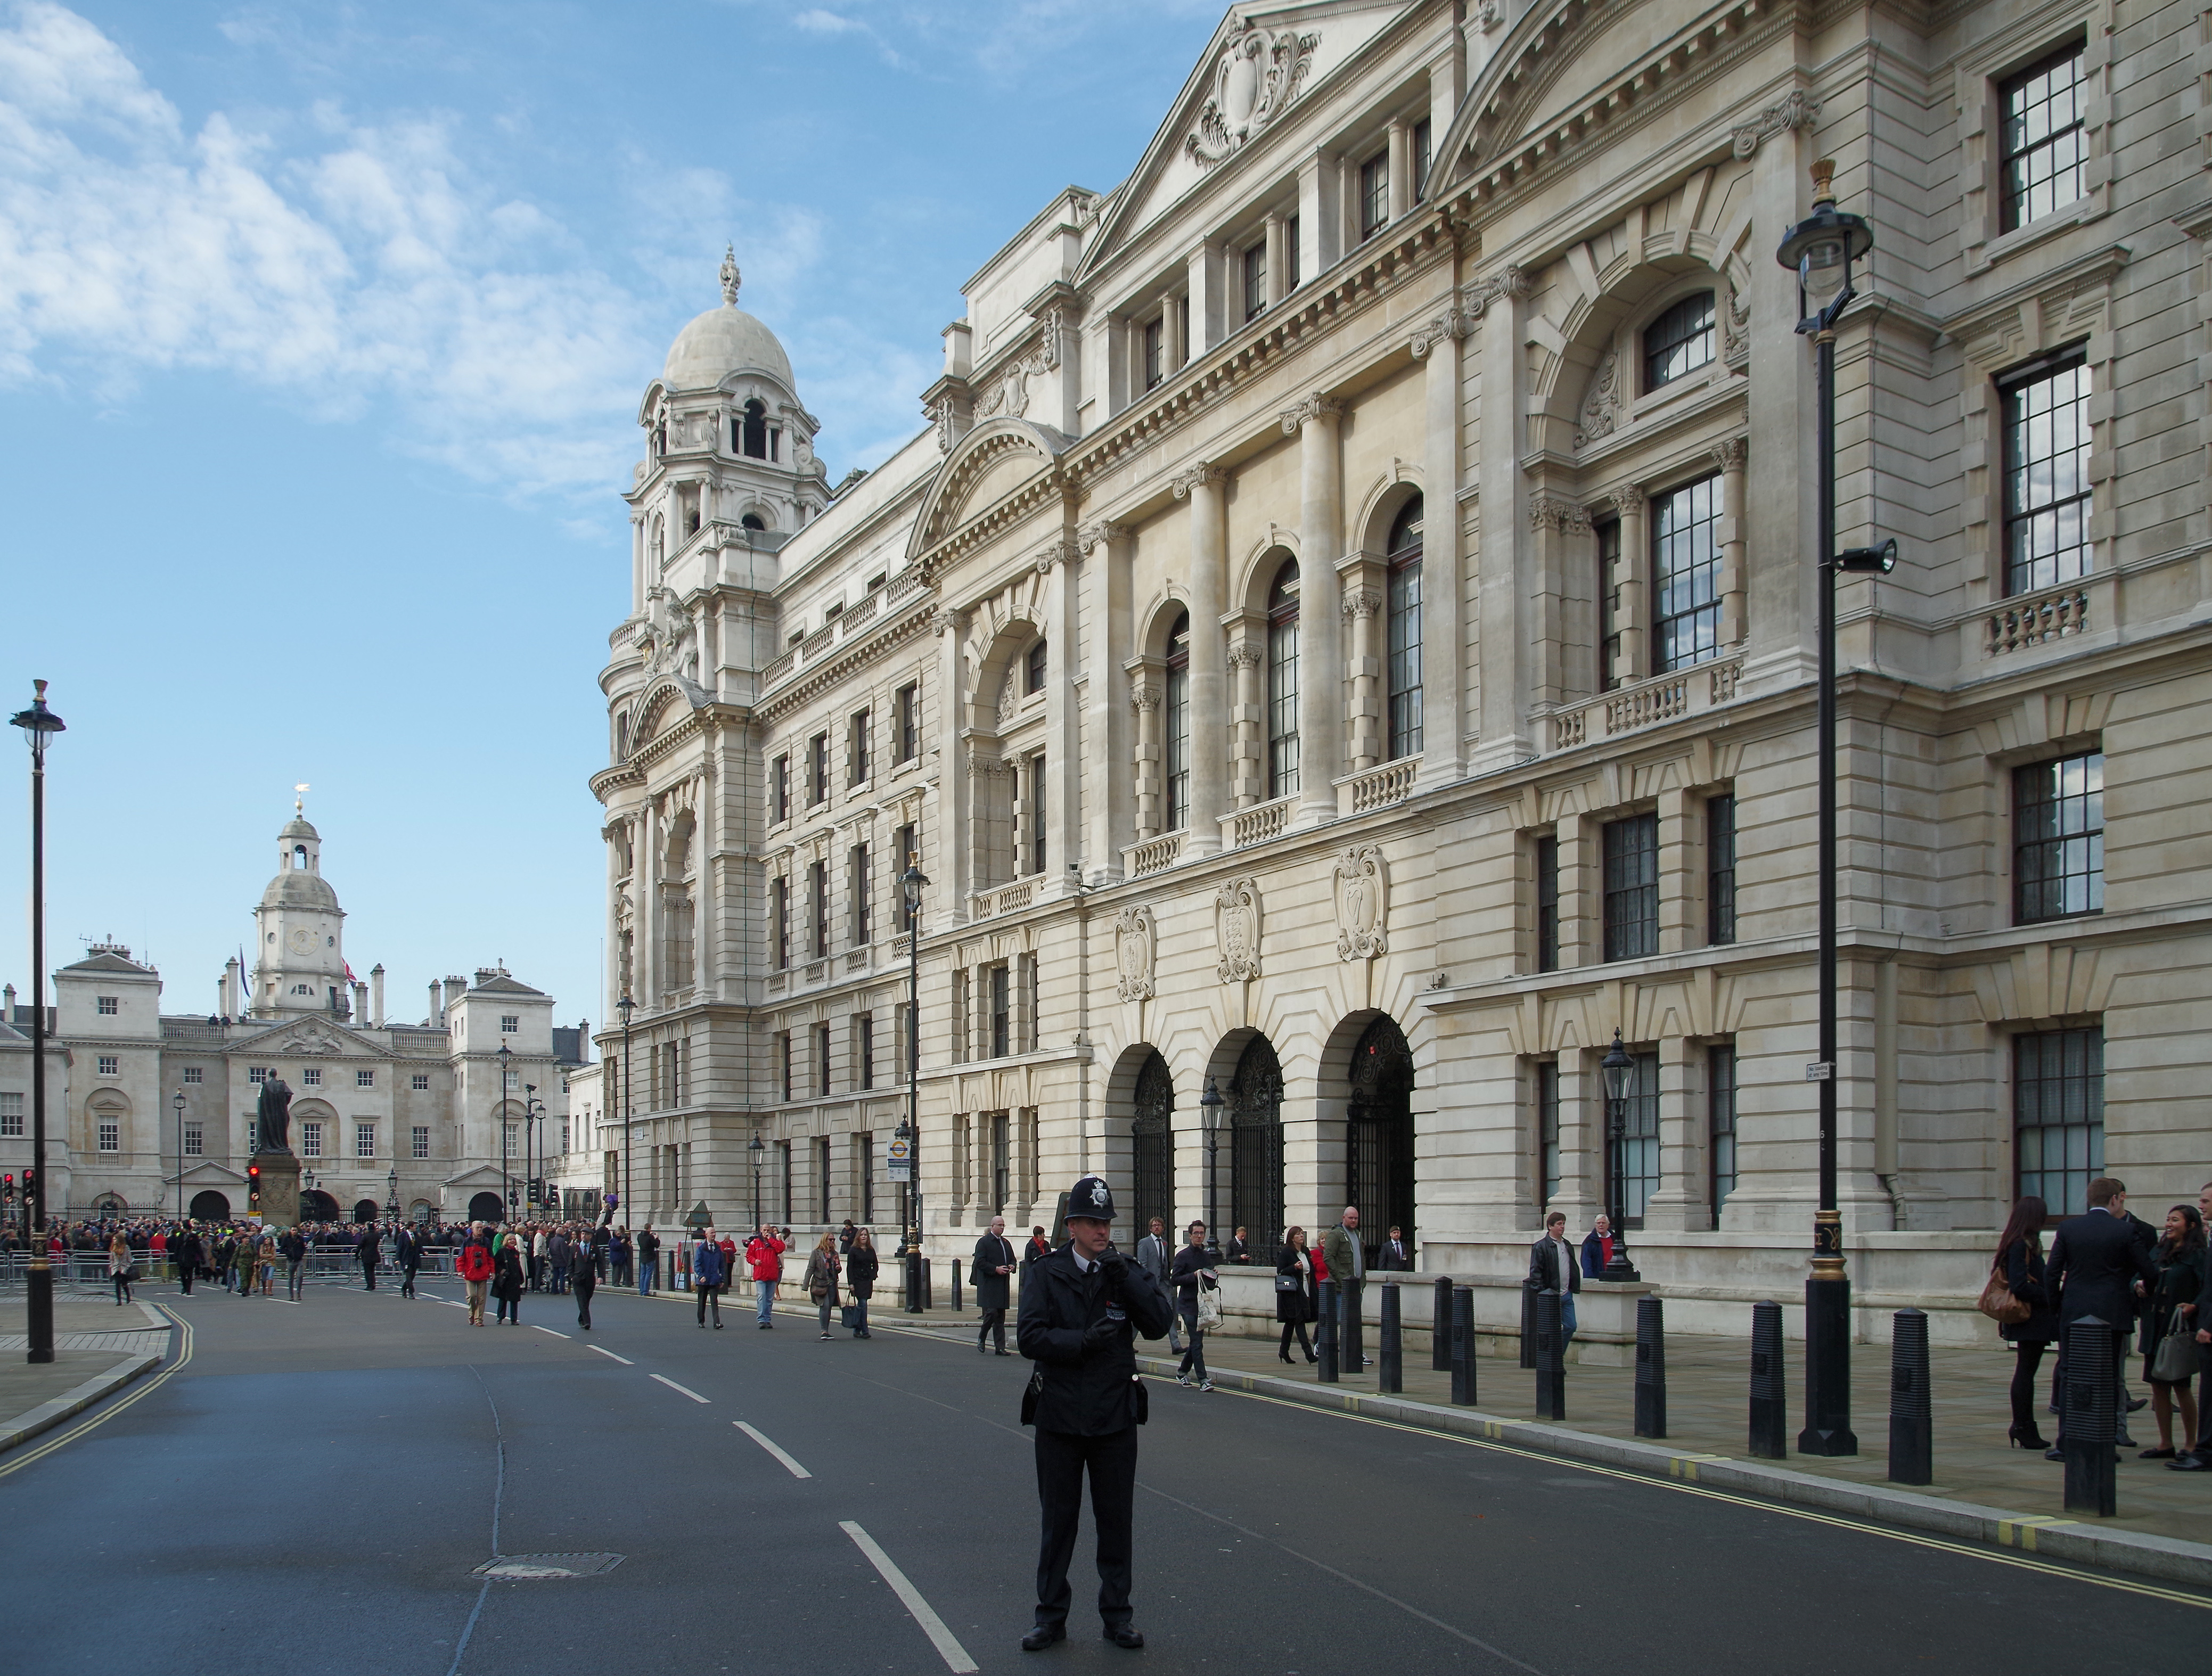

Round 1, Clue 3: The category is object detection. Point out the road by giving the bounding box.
[1,1276,2200,1674]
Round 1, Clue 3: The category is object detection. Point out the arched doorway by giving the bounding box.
[189,1190,231,1221]
[1228,1036,1284,1263]
[1346,1015,1416,1267]
[1130,1051,1173,1242]
[352,1200,380,1223]
[468,1191,504,1223]
[92,1194,127,1218]
[299,1189,340,1222]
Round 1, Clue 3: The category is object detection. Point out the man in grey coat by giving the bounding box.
[971,1214,1018,1354]
[1135,1216,1181,1353]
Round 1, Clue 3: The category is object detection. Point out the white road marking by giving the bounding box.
[840,1521,978,1674]
[651,1373,710,1403]
[588,1345,634,1365]
[734,1421,812,1478]
[531,1326,570,1338]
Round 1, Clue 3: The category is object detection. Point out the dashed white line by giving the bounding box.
[651,1373,710,1403]
[531,1326,570,1338]
[734,1421,812,1478]
[588,1345,634,1365]
[840,1522,978,1673]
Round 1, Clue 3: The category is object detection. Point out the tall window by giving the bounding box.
[1536,1060,1561,1207]
[741,398,769,459]
[1358,151,1389,240]
[2000,43,2086,232]
[2016,1026,2103,1215]
[989,964,1011,1059]
[1707,793,1738,946]
[2014,750,2103,922]
[1285,215,1300,289]
[815,1022,832,1097]
[848,710,871,785]
[1602,813,1660,960]
[2001,354,2092,597]
[1652,474,1723,672]
[772,754,790,823]
[895,683,920,762]
[356,1122,376,1159]
[778,1140,792,1221]
[857,1132,875,1222]
[98,1120,119,1152]
[808,733,829,803]
[1535,834,1560,972]
[1165,611,1192,831]
[771,876,790,970]
[302,1121,323,1158]
[848,843,871,946]
[1642,292,1716,391]
[778,1032,792,1102]
[1386,498,1424,759]
[1708,1046,1738,1219]
[1029,751,1047,874]
[1609,1049,1660,1227]
[1143,316,1165,390]
[991,1112,1011,1214]
[808,859,829,959]
[1596,517,1625,691]
[1020,640,1045,697]
[412,1124,430,1161]
[1243,238,1267,322]
[184,1122,203,1156]
[1413,118,1432,199]
[1266,557,1300,798]
[857,1015,875,1091]
[816,1135,833,1223]
[895,823,918,931]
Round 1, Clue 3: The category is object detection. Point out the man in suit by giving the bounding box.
[1015,1174,1173,1653]
[1378,1225,1414,1271]
[1527,1210,1582,1348]
[2044,1176,2158,1461]
[1134,1217,1181,1353]
[1320,1208,1369,1371]
[972,1214,1018,1355]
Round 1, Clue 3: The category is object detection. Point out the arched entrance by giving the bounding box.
[1130,1051,1173,1242]
[299,1189,340,1222]
[92,1194,127,1218]
[1346,1015,1416,1267]
[468,1191,504,1223]
[189,1190,231,1221]
[352,1200,380,1223]
[1228,1036,1284,1263]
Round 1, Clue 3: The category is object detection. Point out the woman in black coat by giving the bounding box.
[845,1228,879,1340]
[1994,1195,2058,1449]
[2139,1204,2205,1457]
[492,1238,526,1326]
[1275,1226,1318,1364]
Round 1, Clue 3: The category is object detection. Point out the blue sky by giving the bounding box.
[0,0,1219,1031]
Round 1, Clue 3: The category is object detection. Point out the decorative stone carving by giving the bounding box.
[923,385,972,454]
[1226,643,1263,671]
[1461,266,1532,318]
[1340,586,1384,622]
[1128,680,1162,712]
[1528,491,1593,534]
[1721,278,1750,369]
[1730,91,1821,159]
[1710,436,1748,475]
[974,307,1065,422]
[1215,875,1263,983]
[1332,844,1390,962]
[1410,307,1472,358]
[1114,905,1156,1001]
[1277,393,1345,434]
[1186,20,1319,170]
[271,1022,349,1056]
[1574,347,1621,448]
[1169,461,1225,498]
[1078,520,1130,552]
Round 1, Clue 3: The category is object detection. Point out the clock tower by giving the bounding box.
[252,799,348,1016]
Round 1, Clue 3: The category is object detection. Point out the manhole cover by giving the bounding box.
[474,1552,624,1579]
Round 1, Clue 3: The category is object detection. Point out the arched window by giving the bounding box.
[1228,1035,1284,1264]
[741,399,769,459]
[740,512,766,532]
[293,843,308,869]
[1265,557,1299,798]
[1385,498,1424,759]
[1132,1051,1174,1243]
[1164,611,1191,832]
[1643,291,1715,391]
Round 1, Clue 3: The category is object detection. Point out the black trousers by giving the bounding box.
[979,1307,1008,1351]
[361,1260,376,1291]
[574,1276,594,1329]
[1034,1425,1138,1630]
[400,1264,418,1298]
[698,1281,721,1324]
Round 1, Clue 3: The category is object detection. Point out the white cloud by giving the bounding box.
[791,9,862,34]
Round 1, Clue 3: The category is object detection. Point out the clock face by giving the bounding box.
[287,927,315,956]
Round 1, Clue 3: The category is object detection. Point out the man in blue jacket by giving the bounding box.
[693,1230,725,1328]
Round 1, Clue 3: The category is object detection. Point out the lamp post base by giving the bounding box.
[1601,1253,1641,1284]
[26,1254,53,1365]
[1799,1267,1858,1456]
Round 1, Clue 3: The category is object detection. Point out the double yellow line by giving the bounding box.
[0,1301,194,1482]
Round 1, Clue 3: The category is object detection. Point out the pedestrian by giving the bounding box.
[846,1227,878,1338]
[108,1231,134,1305]
[1529,1209,1582,1350]
[1275,1225,1317,1363]
[1580,1213,1613,1278]
[972,1213,1018,1355]
[2175,1182,2212,1470]
[547,1226,570,1295]
[1135,1216,1181,1354]
[1990,1194,2057,1450]
[173,1226,201,1296]
[1321,1206,1369,1371]
[492,1233,526,1325]
[2043,1177,2158,1461]
[458,1224,494,1326]
[2139,1204,2205,1458]
[1026,1225,1051,1267]
[394,1223,420,1299]
[805,1231,841,1340]
[636,1225,660,1295]
[358,1221,381,1291]
[1379,1225,1415,1270]
[1170,1220,1217,1392]
[717,1228,739,1309]
[1014,1173,1173,1652]
[695,1229,725,1327]
[1225,1226,1252,1264]
[747,1223,786,1329]
[839,1218,857,1254]
[572,1231,598,1331]
[281,1224,308,1299]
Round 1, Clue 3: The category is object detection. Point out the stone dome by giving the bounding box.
[663,302,793,392]
[260,868,339,911]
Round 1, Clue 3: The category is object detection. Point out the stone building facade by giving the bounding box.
[576,0,2212,1338]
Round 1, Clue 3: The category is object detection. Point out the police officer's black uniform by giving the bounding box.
[1015,1174,1173,1650]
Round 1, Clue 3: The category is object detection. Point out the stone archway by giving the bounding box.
[1345,1015,1416,1267]
[1227,1035,1284,1264]
[299,1189,341,1222]
[189,1190,231,1221]
[1130,1050,1174,1244]
[352,1200,380,1223]
[468,1191,504,1223]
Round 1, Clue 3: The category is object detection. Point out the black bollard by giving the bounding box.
[951,1258,962,1313]
[1749,1300,1787,1459]
[1432,1275,1454,1371]
[1520,1279,1538,1370]
[2061,1314,2117,1516]
[1380,1281,1403,1393]
[1341,1278,1364,1377]
[921,1258,933,1311]
[1316,1279,1339,1383]
[1532,1288,1565,1418]
[1888,1307,1932,1485]
[1451,1285,1477,1406]
[1634,1295,1667,1439]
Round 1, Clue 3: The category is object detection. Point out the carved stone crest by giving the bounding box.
[1574,348,1620,448]
[1332,845,1389,962]
[1186,20,1318,170]
[1115,905,1156,1002]
[1215,876,1263,983]
[1730,90,1821,159]
[272,1023,347,1056]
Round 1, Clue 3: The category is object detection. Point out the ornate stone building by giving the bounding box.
[578,0,2212,1339]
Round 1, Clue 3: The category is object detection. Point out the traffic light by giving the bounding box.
[247,1162,261,1208]
[3,1173,13,1204]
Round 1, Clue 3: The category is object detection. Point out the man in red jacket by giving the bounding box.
[457,1223,495,1326]
[745,1224,786,1329]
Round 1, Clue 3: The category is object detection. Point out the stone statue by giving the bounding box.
[256,1075,293,1154]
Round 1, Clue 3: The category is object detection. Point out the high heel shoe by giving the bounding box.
[2009,1423,2051,1450]
[1279,1349,1294,1363]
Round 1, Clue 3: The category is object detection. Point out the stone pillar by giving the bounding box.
[1227,632,1264,808]
[1412,307,1469,779]
[1555,812,1593,970]
[1714,437,1748,647]
[1285,395,1346,825]
[1387,119,1413,220]
[637,800,660,1003]
[1656,786,1695,955]
[368,963,384,1029]
[1041,540,1082,890]
[1642,1034,1707,1231]
[1746,135,1817,684]
[935,607,969,924]
[1080,522,1135,877]
[1187,241,1226,358]
[1173,462,1228,855]
[1343,579,1384,771]
[1554,1050,1603,1235]
[1129,672,1162,841]
[1297,148,1343,281]
[1162,292,1187,374]
[1263,213,1288,307]
[1613,484,1648,684]
[629,513,646,615]
[1470,267,1535,771]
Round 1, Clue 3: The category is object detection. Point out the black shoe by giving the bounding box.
[979,1341,989,1355]
[995,1348,1011,1356]
[2116,1432,2139,1449]
[2169,1452,2212,1472]
[2009,1425,2052,1450]
[1021,1625,1066,1652]
[1280,1351,1294,1363]
[2127,1395,2149,1412]
[2141,1446,2176,1458]
[1103,1625,1144,1650]
[2045,1447,2066,1461]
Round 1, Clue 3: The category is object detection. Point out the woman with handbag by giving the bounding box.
[845,1227,878,1338]
[109,1231,134,1305]
[2139,1204,2205,1457]
[805,1231,841,1340]
[1988,1195,2058,1449]
[1275,1226,1318,1363]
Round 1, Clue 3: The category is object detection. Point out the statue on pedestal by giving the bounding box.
[256,1075,293,1154]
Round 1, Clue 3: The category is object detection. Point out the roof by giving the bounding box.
[260,869,340,911]
[470,973,547,998]
[60,950,156,976]
[664,302,793,392]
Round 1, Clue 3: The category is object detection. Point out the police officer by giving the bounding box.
[1015,1173,1173,1652]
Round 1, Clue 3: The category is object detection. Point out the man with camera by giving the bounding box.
[1015,1173,1173,1653]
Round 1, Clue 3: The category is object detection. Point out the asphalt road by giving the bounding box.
[1,1277,2201,1674]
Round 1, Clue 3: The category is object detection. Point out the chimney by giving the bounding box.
[443,975,467,1021]
[429,979,444,1028]
[370,964,385,1029]
[3,983,13,1026]
[351,979,368,1023]
[221,957,240,1020]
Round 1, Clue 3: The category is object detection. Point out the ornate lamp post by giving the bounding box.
[172,1088,187,1222]
[1599,1031,1640,1282]
[1199,1076,1224,1259]
[616,993,635,1229]
[1777,159,1882,1458]
[749,1133,765,1232]
[385,1164,399,1224]
[11,680,63,1365]
[496,1041,515,1221]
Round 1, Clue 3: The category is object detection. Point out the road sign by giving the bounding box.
[886,1134,913,1183]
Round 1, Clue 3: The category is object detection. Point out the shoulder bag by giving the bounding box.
[2152,1311,2199,1384]
[1977,1259,2031,1326]
[1194,1275,1224,1333]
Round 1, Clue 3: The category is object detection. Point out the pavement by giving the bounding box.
[0,1287,168,1450]
[0,1276,2203,1674]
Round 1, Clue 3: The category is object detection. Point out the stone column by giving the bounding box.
[935,607,970,925]
[1746,135,1817,684]
[1162,292,1187,374]
[1387,119,1413,220]
[1080,522,1134,877]
[1343,579,1384,771]
[1642,1034,1706,1231]
[1412,307,1469,779]
[1470,267,1535,771]
[1285,395,1346,825]
[1173,462,1228,855]
[1296,147,1342,281]
[1613,484,1648,685]
[637,800,661,1004]
[1714,437,1748,647]
[1226,632,1264,809]
[1041,539,1082,890]
[1263,213,1288,308]
[629,513,646,615]
[369,963,384,1029]
[1656,786,1694,955]
[1554,812,1593,970]
[1129,673,1162,841]
[1187,241,1225,358]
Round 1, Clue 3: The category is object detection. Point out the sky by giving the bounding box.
[0,0,1220,1032]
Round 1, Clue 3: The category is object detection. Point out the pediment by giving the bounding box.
[232,1017,386,1058]
[441,1164,512,1189]
[171,1162,248,1186]
[911,418,1069,555]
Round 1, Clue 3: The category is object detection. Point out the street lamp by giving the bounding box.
[1199,1076,1224,1259]
[749,1133,765,1233]
[523,1083,546,1215]
[496,1041,515,1223]
[901,855,928,1307]
[617,992,634,1231]
[1776,158,1877,1458]
[172,1088,187,1222]
[11,679,63,1366]
[385,1164,399,1224]
[1599,1031,1640,1283]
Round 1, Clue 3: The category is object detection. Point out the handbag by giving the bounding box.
[840,1303,859,1329]
[1194,1277,1224,1333]
[1274,1274,1300,1293]
[1020,1366,1044,1426]
[2152,1312,2198,1384]
[1977,1261,2031,1326]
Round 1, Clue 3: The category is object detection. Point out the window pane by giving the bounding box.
[1643,292,1715,390]
[1359,152,1389,239]
[2013,750,2104,923]
[1608,1050,1661,1226]
[1165,613,1191,831]
[2015,1026,2103,1215]
[1707,793,1738,946]
[2002,358,2092,596]
[1602,814,1659,960]
[1535,835,1560,973]
[1267,561,1300,798]
[1537,1061,1560,1206]
[1386,501,1424,759]
[2000,44,2086,231]
[1652,474,1723,671]
[1708,1045,1738,1219]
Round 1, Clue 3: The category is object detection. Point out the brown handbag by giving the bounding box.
[1978,1260,2031,1325]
